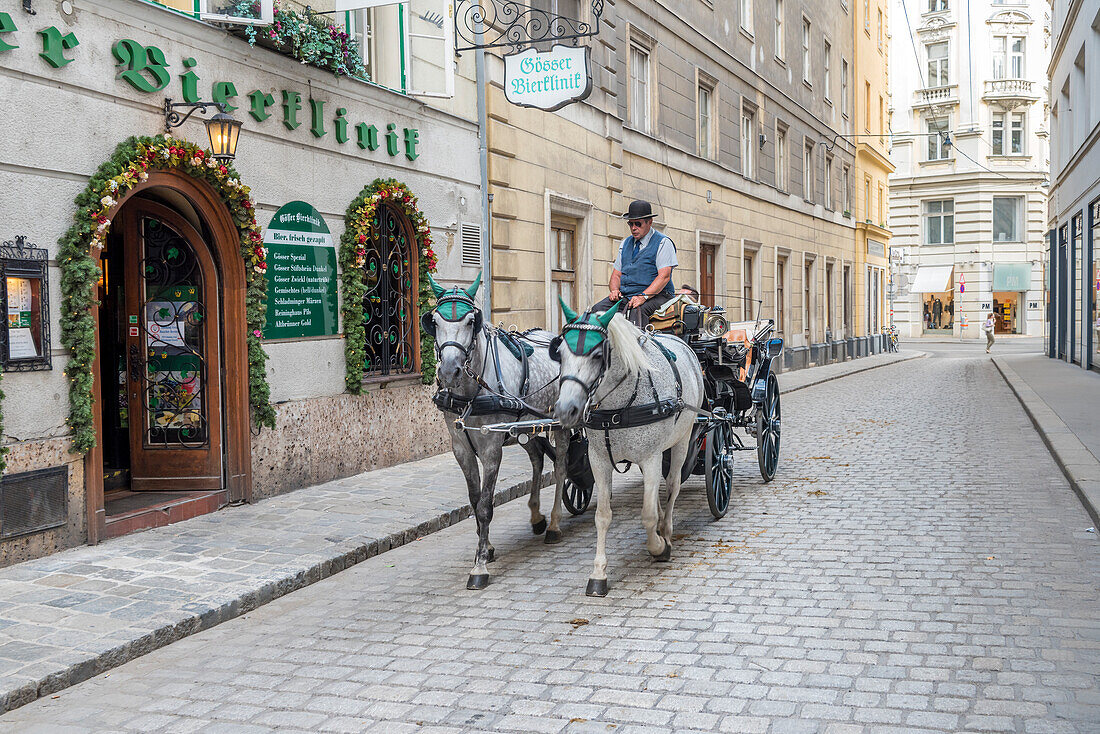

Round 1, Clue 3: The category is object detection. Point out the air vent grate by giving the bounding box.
[460,223,481,267]
[0,466,69,539]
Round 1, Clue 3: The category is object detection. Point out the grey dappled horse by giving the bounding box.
[423,274,568,590]
[552,300,706,597]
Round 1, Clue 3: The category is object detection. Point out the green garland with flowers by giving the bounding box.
[340,179,438,393]
[56,134,276,455]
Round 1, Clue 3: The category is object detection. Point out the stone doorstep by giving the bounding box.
[0,350,927,715]
[992,357,1100,529]
[0,470,551,715]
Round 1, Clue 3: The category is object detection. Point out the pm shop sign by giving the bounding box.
[504,44,593,111]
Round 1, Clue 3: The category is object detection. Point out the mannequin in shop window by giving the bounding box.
[945,301,953,329]
[923,300,931,329]
[932,297,943,328]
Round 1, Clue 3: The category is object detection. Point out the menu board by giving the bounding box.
[6,276,39,358]
[262,201,339,340]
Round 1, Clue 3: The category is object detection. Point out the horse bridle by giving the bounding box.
[424,288,483,369]
[551,317,631,418]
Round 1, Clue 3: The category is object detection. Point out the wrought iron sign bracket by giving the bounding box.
[454,0,604,55]
[164,99,228,133]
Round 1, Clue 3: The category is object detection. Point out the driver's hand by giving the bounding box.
[627,295,647,309]
[609,289,622,302]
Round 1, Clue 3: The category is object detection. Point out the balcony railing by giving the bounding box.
[983,78,1038,101]
[914,85,958,108]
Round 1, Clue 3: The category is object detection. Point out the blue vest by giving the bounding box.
[619,230,675,297]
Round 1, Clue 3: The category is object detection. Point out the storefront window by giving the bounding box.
[922,291,953,332]
[1092,201,1099,372]
[1,236,51,371]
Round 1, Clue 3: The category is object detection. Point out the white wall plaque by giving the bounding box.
[504,45,592,111]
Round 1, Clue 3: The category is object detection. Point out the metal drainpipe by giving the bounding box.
[475,25,491,318]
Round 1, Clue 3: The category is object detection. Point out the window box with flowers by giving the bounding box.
[230,1,369,80]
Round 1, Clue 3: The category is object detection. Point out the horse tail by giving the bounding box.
[607,314,654,378]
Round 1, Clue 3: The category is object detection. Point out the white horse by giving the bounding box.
[423,273,568,590]
[552,299,706,597]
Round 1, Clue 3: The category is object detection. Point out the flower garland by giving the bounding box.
[234,0,368,79]
[57,134,276,455]
[340,179,438,393]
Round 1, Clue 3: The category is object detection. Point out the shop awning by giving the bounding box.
[993,263,1032,291]
[909,265,954,293]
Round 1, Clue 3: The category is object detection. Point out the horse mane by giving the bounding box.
[606,314,654,377]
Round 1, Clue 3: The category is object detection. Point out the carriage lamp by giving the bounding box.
[163,98,244,161]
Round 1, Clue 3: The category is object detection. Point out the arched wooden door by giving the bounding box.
[119,199,224,490]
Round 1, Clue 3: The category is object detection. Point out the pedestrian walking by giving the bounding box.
[983,312,995,353]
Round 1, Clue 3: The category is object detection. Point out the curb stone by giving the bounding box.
[781,350,926,393]
[993,356,1100,529]
[0,470,550,714]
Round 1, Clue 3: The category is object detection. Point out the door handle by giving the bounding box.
[128,344,142,383]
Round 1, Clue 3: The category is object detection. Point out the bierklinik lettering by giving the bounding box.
[0,15,421,162]
[513,52,583,96]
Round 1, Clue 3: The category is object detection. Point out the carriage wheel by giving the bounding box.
[562,478,592,515]
[756,373,781,482]
[704,422,734,519]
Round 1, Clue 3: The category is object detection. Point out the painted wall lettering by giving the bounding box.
[309,98,325,139]
[212,81,238,113]
[180,57,200,103]
[0,12,19,52]
[282,90,301,131]
[249,89,275,122]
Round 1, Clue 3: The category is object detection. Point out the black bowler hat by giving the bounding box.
[621,200,657,220]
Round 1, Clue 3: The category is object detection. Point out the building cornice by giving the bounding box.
[855,143,895,173]
[856,221,892,238]
[1049,0,1085,74]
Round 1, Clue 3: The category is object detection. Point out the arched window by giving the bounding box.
[362,202,419,376]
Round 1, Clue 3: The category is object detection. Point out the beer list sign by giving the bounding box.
[263,201,339,340]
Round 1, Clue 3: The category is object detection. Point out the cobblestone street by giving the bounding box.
[3,353,1098,734]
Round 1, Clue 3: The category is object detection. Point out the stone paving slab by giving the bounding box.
[0,349,920,716]
[0,448,549,714]
[993,356,1100,529]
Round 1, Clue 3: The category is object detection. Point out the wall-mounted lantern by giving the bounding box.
[164,99,244,161]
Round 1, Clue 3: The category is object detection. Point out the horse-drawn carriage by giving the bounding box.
[424,275,782,595]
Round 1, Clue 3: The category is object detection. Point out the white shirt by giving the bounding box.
[612,228,678,271]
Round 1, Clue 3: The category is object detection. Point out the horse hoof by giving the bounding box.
[654,539,672,562]
[487,547,496,563]
[544,529,562,545]
[467,574,490,590]
[532,518,547,535]
[585,578,609,597]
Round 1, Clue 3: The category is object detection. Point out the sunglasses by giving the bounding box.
[627,220,646,228]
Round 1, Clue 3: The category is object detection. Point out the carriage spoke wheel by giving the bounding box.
[562,478,592,515]
[756,373,781,482]
[704,422,735,519]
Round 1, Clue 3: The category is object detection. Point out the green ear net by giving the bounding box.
[596,299,621,327]
[559,295,579,324]
[427,273,446,298]
[465,271,482,299]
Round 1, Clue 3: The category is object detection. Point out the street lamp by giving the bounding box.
[163,98,244,161]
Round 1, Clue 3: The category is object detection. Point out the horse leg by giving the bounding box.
[658,433,692,557]
[544,430,567,545]
[522,441,547,535]
[467,439,503,590]
[639,455,668,560]
[586,451,614,597]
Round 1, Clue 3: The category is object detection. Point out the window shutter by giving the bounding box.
[460,223,481,267]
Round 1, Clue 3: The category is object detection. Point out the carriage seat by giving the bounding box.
[648,294,704,335]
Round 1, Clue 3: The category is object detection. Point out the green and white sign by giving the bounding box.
[263,201,339,340]
[504,44,592,112]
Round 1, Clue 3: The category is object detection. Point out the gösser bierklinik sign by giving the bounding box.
[504,44,593,112]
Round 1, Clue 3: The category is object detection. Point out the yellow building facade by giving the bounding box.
[852,0,895,334]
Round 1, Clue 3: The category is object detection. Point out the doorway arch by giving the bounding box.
[88,170,252,540]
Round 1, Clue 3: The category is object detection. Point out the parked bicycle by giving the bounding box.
[882,324,900,353]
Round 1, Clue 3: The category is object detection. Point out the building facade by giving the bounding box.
[853,0,895,335]
[888,0,1049,339]
[1047,0,1099,371]
[0,0,477,564]
[484,0,883,365]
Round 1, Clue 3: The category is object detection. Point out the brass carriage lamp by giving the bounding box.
[163,98,244,161]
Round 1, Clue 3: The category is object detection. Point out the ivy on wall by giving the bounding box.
[339,179,438,393]
[57,134,276,455]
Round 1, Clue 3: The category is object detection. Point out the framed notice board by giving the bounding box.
[1,236,51,371]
